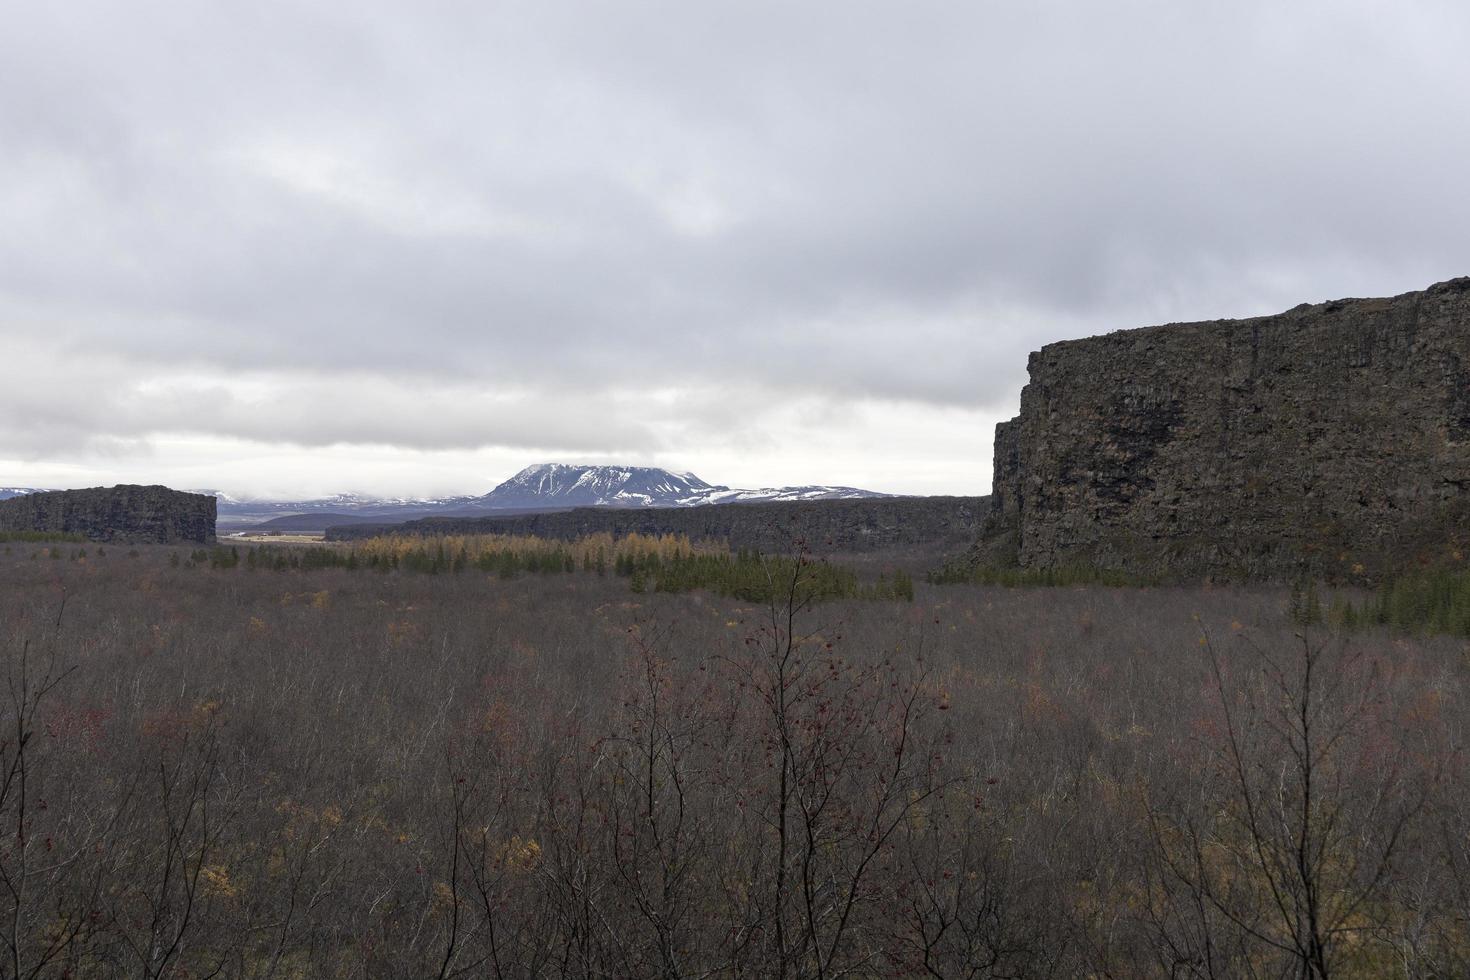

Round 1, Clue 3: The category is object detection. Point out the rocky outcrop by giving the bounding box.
[0,485,216,544]
[326,496,985,554]
[975,277,1470,582]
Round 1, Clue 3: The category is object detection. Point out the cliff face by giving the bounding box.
[327,496,985,554]
[979,277,1470,582]
[0,486,216,544]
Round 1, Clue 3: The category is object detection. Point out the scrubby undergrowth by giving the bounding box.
[1,543,1466,977]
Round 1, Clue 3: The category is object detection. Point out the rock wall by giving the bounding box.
[977,277,1470,582]
[0,486,216,544]
[327,496,985,554]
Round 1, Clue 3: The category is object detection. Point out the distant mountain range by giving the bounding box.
[215,464,894,529]
[479,464,887,510]
[0,466,896,530]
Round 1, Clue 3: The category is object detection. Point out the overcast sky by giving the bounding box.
[3,1,1467,498]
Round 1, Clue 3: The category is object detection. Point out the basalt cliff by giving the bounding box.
[973,277,1470,582]
[0,485,216,544]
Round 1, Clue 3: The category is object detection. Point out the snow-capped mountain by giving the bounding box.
[207,491,485,526]
[470,464,892,510]
[0,487,46,500]
[693,485,890,504]
[237,492,483,514]
[475,464,717,509]
[209,464,894,528]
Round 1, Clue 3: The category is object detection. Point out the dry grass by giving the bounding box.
[0,541,1464,977]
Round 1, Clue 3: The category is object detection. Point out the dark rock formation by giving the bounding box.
[326,496,985,554]
[0,485,216,544]
[974,277,1470,582]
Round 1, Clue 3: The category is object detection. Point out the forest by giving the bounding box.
[1,536,1466,978]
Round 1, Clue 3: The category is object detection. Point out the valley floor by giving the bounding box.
[1,541,1466,977]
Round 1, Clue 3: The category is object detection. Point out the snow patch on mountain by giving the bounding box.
[478,464,722,509]
[204,464,894,525]
[473,465,892,510]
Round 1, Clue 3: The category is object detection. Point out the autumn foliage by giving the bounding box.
[0,542,1465,977]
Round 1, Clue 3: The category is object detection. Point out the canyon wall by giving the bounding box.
[976,277,1470,582]
[0,486,216,544]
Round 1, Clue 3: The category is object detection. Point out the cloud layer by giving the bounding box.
[3,0,1468,495]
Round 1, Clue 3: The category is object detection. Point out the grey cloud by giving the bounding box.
[0,343,662,458]
[2,0,1468,470]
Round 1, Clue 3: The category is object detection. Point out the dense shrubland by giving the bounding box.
[928,559,1155,588]
[1,544,1466,977]
[1315,566,1470,638]
[186,532,916,603]
[0,530,86,544]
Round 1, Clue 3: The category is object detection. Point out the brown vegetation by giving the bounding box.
[0,542,1465,977]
